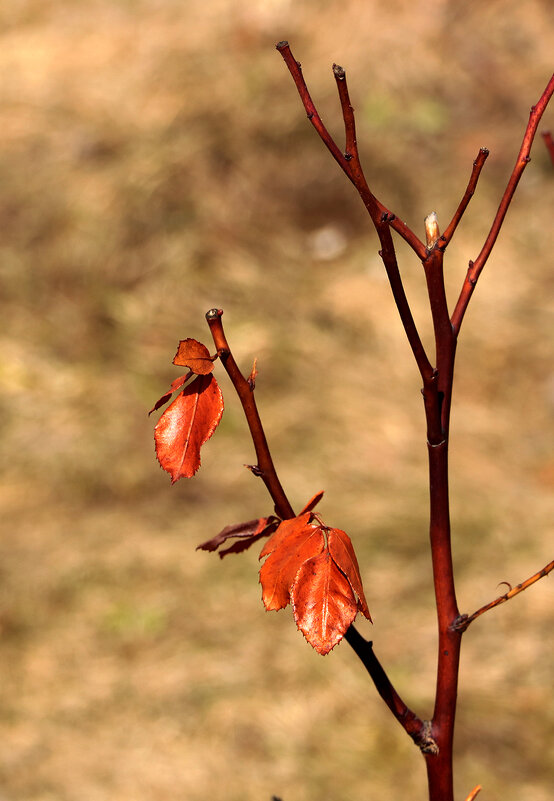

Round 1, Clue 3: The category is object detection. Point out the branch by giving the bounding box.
[205,309,294,520]
[441,148,489,247]
[344,626,437,754]
[542,130,554,164]
[276,41,427,260]
[451,559,553,633]
[277,42,434,382]
[451,73,554,334]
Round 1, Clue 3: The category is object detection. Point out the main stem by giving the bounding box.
[425,434,462,801]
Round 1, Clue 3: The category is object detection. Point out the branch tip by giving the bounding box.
[332,63,346,80]
[275,40,289,50]
[206,308,223,320]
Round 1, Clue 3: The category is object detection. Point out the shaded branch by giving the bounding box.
[205,309,294,520]
[344,626,437,753]
[441,148,489,247]
[452,559,554,633]
[451,73,554,334]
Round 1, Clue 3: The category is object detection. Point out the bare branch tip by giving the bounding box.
[275,40,289,50]
[332,63,346,80]
[205,308,223,321]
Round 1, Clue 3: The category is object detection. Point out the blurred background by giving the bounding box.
[1,1,553,799]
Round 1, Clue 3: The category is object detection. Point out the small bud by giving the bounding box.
[424,212,440,249]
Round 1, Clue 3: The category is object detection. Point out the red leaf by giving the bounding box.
[148,371,193,416]
[259,512,312,559]
[154,374,223,482]
[259,520,324,611]
[299,490,324,515]
[173,338,215,375]
[197,516,279,558]
[291,551,358,655]
[328,528,372,621]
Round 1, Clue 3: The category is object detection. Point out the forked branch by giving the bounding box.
[276,40,434,384]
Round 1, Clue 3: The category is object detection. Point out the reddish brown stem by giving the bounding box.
[542,130,554,164]
[452,559,554,632]
[452,73,554,334]
[205,309,294,520]
[441,148,489,246]
[344,627,434,752]
[207,308,411,712]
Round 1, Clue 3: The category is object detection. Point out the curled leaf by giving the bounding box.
[173,338,215,375]
[148,371,193,416]
[328,528,371,620]
[197,516,279,558]
[299,490,324,515]
[155,374,223,482]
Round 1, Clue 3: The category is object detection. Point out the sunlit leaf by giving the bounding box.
[173,338,215,375]
[291,551,358,655]
[259,521,323,611]
[154,374,223,482]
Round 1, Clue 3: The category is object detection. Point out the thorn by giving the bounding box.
[497,581,512,592]
[244,464,263,477]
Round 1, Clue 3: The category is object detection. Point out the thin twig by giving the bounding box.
[464,785,482,801]
[451,73,554,335]
[542,130,554,164]
[441,148,489,247]
[206,308,421,725]
[343,627,436,753]
[205,309,294,520]
[452,559,553,632]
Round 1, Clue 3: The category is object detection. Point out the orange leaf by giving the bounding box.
[259,521,323,611]
[259,512,312,559]
[154,374,223,482]
[328,528,372,621]
[173,338,215,375]
[291,551,358,655]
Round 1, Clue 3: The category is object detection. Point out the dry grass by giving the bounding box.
[1,1,553,799]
